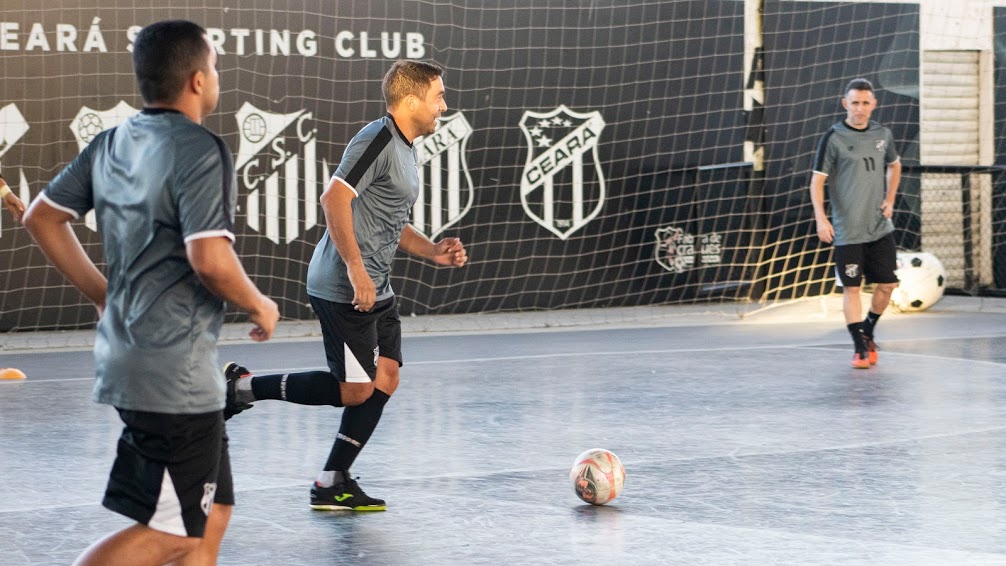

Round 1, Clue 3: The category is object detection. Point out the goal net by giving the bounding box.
[0,1,988,333]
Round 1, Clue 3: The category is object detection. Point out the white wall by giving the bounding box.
[920,0,991,50]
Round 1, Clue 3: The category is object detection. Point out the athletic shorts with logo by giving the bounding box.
[833,232,899,288]
[102,409,233,538]
[309,295,404,382]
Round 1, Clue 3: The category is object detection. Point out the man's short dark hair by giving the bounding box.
[132,20,210,105]
[845,78,874,95]
[382,60,444,108]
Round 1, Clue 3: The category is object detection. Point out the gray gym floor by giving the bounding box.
[3,298,1006,565]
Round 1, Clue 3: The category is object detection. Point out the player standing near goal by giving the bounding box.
[810,77,901,369]
[23,20,279,565]
[224,60,467,511]
[0,173,26,221]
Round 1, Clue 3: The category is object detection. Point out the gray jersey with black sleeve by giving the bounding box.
[813,120,899,245]
[40,108,236,414]
[306,114,420,304]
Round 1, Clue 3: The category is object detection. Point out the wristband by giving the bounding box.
[0,184,11,199]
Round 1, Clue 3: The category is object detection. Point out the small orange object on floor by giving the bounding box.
[0,368,26,380]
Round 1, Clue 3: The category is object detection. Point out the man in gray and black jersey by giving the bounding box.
[810,77,901,369]
[24,19,279,565]
[225,60,468,511]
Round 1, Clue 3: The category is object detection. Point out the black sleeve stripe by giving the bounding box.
[343,126,393,189]
[210,133,235,233]
[813,128,834,173]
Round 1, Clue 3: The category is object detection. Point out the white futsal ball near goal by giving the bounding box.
[890,251,946,312]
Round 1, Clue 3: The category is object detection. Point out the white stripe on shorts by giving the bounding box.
[344,343,371,383]
[147,469,187,537]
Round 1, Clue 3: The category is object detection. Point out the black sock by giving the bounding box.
[847,322,866,352]
[863,311,882,337]
[325,389,391,473]
[251,371,343,406]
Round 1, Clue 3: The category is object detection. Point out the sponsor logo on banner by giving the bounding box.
[654,226,723,273]
[235,102,330,244]
[412,113,474,238]
[0,103,30,235]
[518,105,606,240]
[70,100,138,152]
[70,101,139,231]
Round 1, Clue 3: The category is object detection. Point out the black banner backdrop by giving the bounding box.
[0,1,933,331]
[0,1,749,330]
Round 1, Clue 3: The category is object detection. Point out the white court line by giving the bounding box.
[8,338,1006,384]
[0,376,95,383]
[869,332,1006,344]
[406,344,790,365]
[725,425,1006,461]
[2,344,792,384]
[796,345,1006,367]
[0,497,302,532]
[0,501,107,514]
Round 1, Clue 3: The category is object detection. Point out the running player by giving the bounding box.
[224,60,467,511]
[23,20,279,565]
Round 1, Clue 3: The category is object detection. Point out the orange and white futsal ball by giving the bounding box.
[569,448,625,505]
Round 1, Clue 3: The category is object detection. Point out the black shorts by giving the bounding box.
[103,409,233,538]
[309,294,403,382]
[833,232,899,288]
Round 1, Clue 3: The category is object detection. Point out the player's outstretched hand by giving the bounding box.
[249,296,280,342]
[432,237,467,267]
[815,217,834,244]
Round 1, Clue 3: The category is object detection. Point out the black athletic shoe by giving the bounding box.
[223,362,253,420]
[310,478,386,511]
